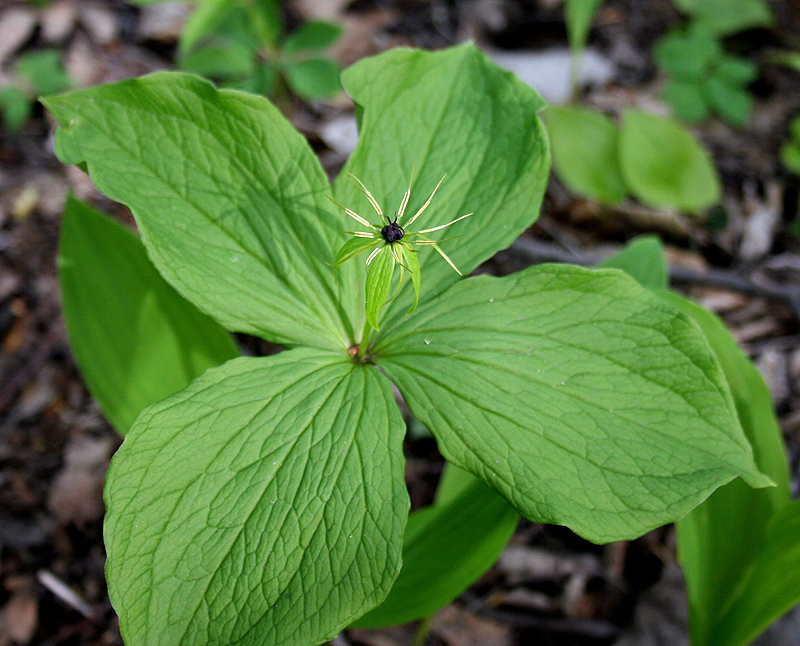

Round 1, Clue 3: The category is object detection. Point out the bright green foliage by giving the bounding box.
[105,349,408,646]
[59,196,238,433]
[672,0,772,36]
[781,116,800,175]
[668,293,800,646]
[619,110,721,212]
[335,46,550,330]
[655,25,757,127]
[46,44,770,646]
[604,236,800,646]
[546,106,721,212]
[376,263,767,542]
[44,74,352,351]
[171,0,342,100]
[546,106,626,205]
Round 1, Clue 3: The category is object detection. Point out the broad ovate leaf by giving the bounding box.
[375,264,769,543]
[546,106,626,205]
[43,73,352,351]
[105,347,408,646]
[619,110,721,213]
[335,44,549,329]
[59,195,238,434]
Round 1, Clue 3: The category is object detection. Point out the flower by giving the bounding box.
[328,173,472,328]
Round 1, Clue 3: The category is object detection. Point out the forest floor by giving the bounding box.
[1,1,800,645]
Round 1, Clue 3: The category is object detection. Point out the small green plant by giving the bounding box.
[654,23,757,127]
[48,45,770,646]
[132,0,342,101]
[781,115,800,175]
[0,49,70,131]
[546,105,721,211]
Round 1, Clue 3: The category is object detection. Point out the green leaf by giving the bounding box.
[248,0,283,48]
[16,49,70,96]
[715,56,758,85]
[598,235,668,290]
[619,110,721,212]
[284,58,341,100]
[658,293,795,646]
[705,77,753,127]
[662,79,710,123]
[375,264,769,543]
[654,26,721,81]
[0,86,31,131]
[335,236,381,266]
[545,106,626,205]
[564,0,605,52]
[781,140,800,175]
[226,63,279,97]
[766,50,800,73]
[105,348,409,646]
[59,195,238,434]
[336,43,549,330]
[43,72,353,350]
[352,466,518,628]
[365,245,393,329]
[178,0,235,55]
[673,0,773,36]
[283,21,342,54]
[177,43,256,80]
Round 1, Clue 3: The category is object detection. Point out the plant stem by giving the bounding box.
[357,319,373,361]
[412,615,434,646]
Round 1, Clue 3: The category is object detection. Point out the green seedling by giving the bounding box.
[654,23,757,127]
[546,105,721,211]
[48,44,770,646]
[132,0,342,101]
[0,49,70,131]
[781,115,800,176]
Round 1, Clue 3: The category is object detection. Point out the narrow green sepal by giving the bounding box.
[334,236,380,266]
[365,246,394,329]
[405,246,421,314]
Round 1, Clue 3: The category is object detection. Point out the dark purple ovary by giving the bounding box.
[381,222,405,243]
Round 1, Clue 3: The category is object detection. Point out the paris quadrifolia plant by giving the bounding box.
[48,44,770,646]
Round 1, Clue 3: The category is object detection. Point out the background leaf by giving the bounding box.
[283,21,342,53]
[673,0,773,36]
[59,195,238,434]
[352,465,518,628]
[284,58,341,99]
[564,0,605,53]
[598,235,668,290]
[546,106,626,205]
[0,86,31,131]
[376,264,768,543]
[661,293,798,646]
[619,110,721,212]
[335,44,549,333]
[44,72,353,350]
[105,348,409,646]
